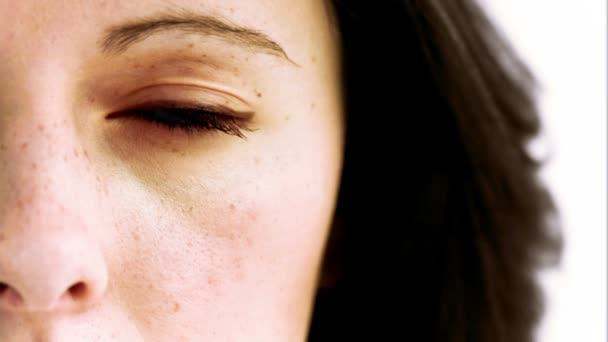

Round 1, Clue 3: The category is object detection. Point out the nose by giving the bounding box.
[0,120,109,314]
[0,233,108,313]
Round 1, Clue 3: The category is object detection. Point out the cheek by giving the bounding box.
[106,168,330,330]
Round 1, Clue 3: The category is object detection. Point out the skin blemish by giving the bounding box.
[20,142,28,150]
[229,203,236,211]
[37,124,45,132]
[173,302,181,313]
[255,90,262,98]
[248,211,257,223]
[207,275,218,288]
[15,199,24,210]
[31,162,37,170]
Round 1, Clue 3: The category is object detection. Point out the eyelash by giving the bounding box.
[108,101,251,139]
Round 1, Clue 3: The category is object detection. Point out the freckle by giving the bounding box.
[285,115,290,121]
[37,124,45,132]
[20,142,28,150]
[255,91,262,98]
[173,302,181,312]
[73,148,79,158]
[132,231,140,241]
[187,43,194,48]
[311,102,316,109]
[254,157,260,165]
[207,275,218,287]
[232,256,242,272]
[229,203,236,211]
[311,56,317,63]
[248,211,257,222]
[83,149,89,159]
[0,143,6,150]
[63,154,68,162]
[171,148,179,153]
[31,162,37,170]
[0,233,5,242]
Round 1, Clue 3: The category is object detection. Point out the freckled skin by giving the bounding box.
[0,0,343,341]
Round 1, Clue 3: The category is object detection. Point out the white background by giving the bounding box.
[479,1,607,341]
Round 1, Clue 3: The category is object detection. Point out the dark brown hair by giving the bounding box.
[308,1,562,341]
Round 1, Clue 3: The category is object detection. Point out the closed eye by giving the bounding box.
[107,101,253,139]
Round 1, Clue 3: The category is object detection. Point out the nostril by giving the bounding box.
[0,282,23,307]
[68,282,87,299]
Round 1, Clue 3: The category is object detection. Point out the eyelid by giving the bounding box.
[115,83,255,119]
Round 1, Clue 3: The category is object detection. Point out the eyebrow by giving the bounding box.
[99,9,296,65]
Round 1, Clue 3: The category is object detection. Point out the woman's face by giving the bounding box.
[0,1,343,340]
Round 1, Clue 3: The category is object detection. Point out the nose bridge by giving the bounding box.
[0,106,83,223]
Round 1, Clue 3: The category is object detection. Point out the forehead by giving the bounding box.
[0,0,327,63]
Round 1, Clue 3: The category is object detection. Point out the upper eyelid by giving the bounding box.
[118,100,252,119]
[112,83,256,118]
[120,83,251,105]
